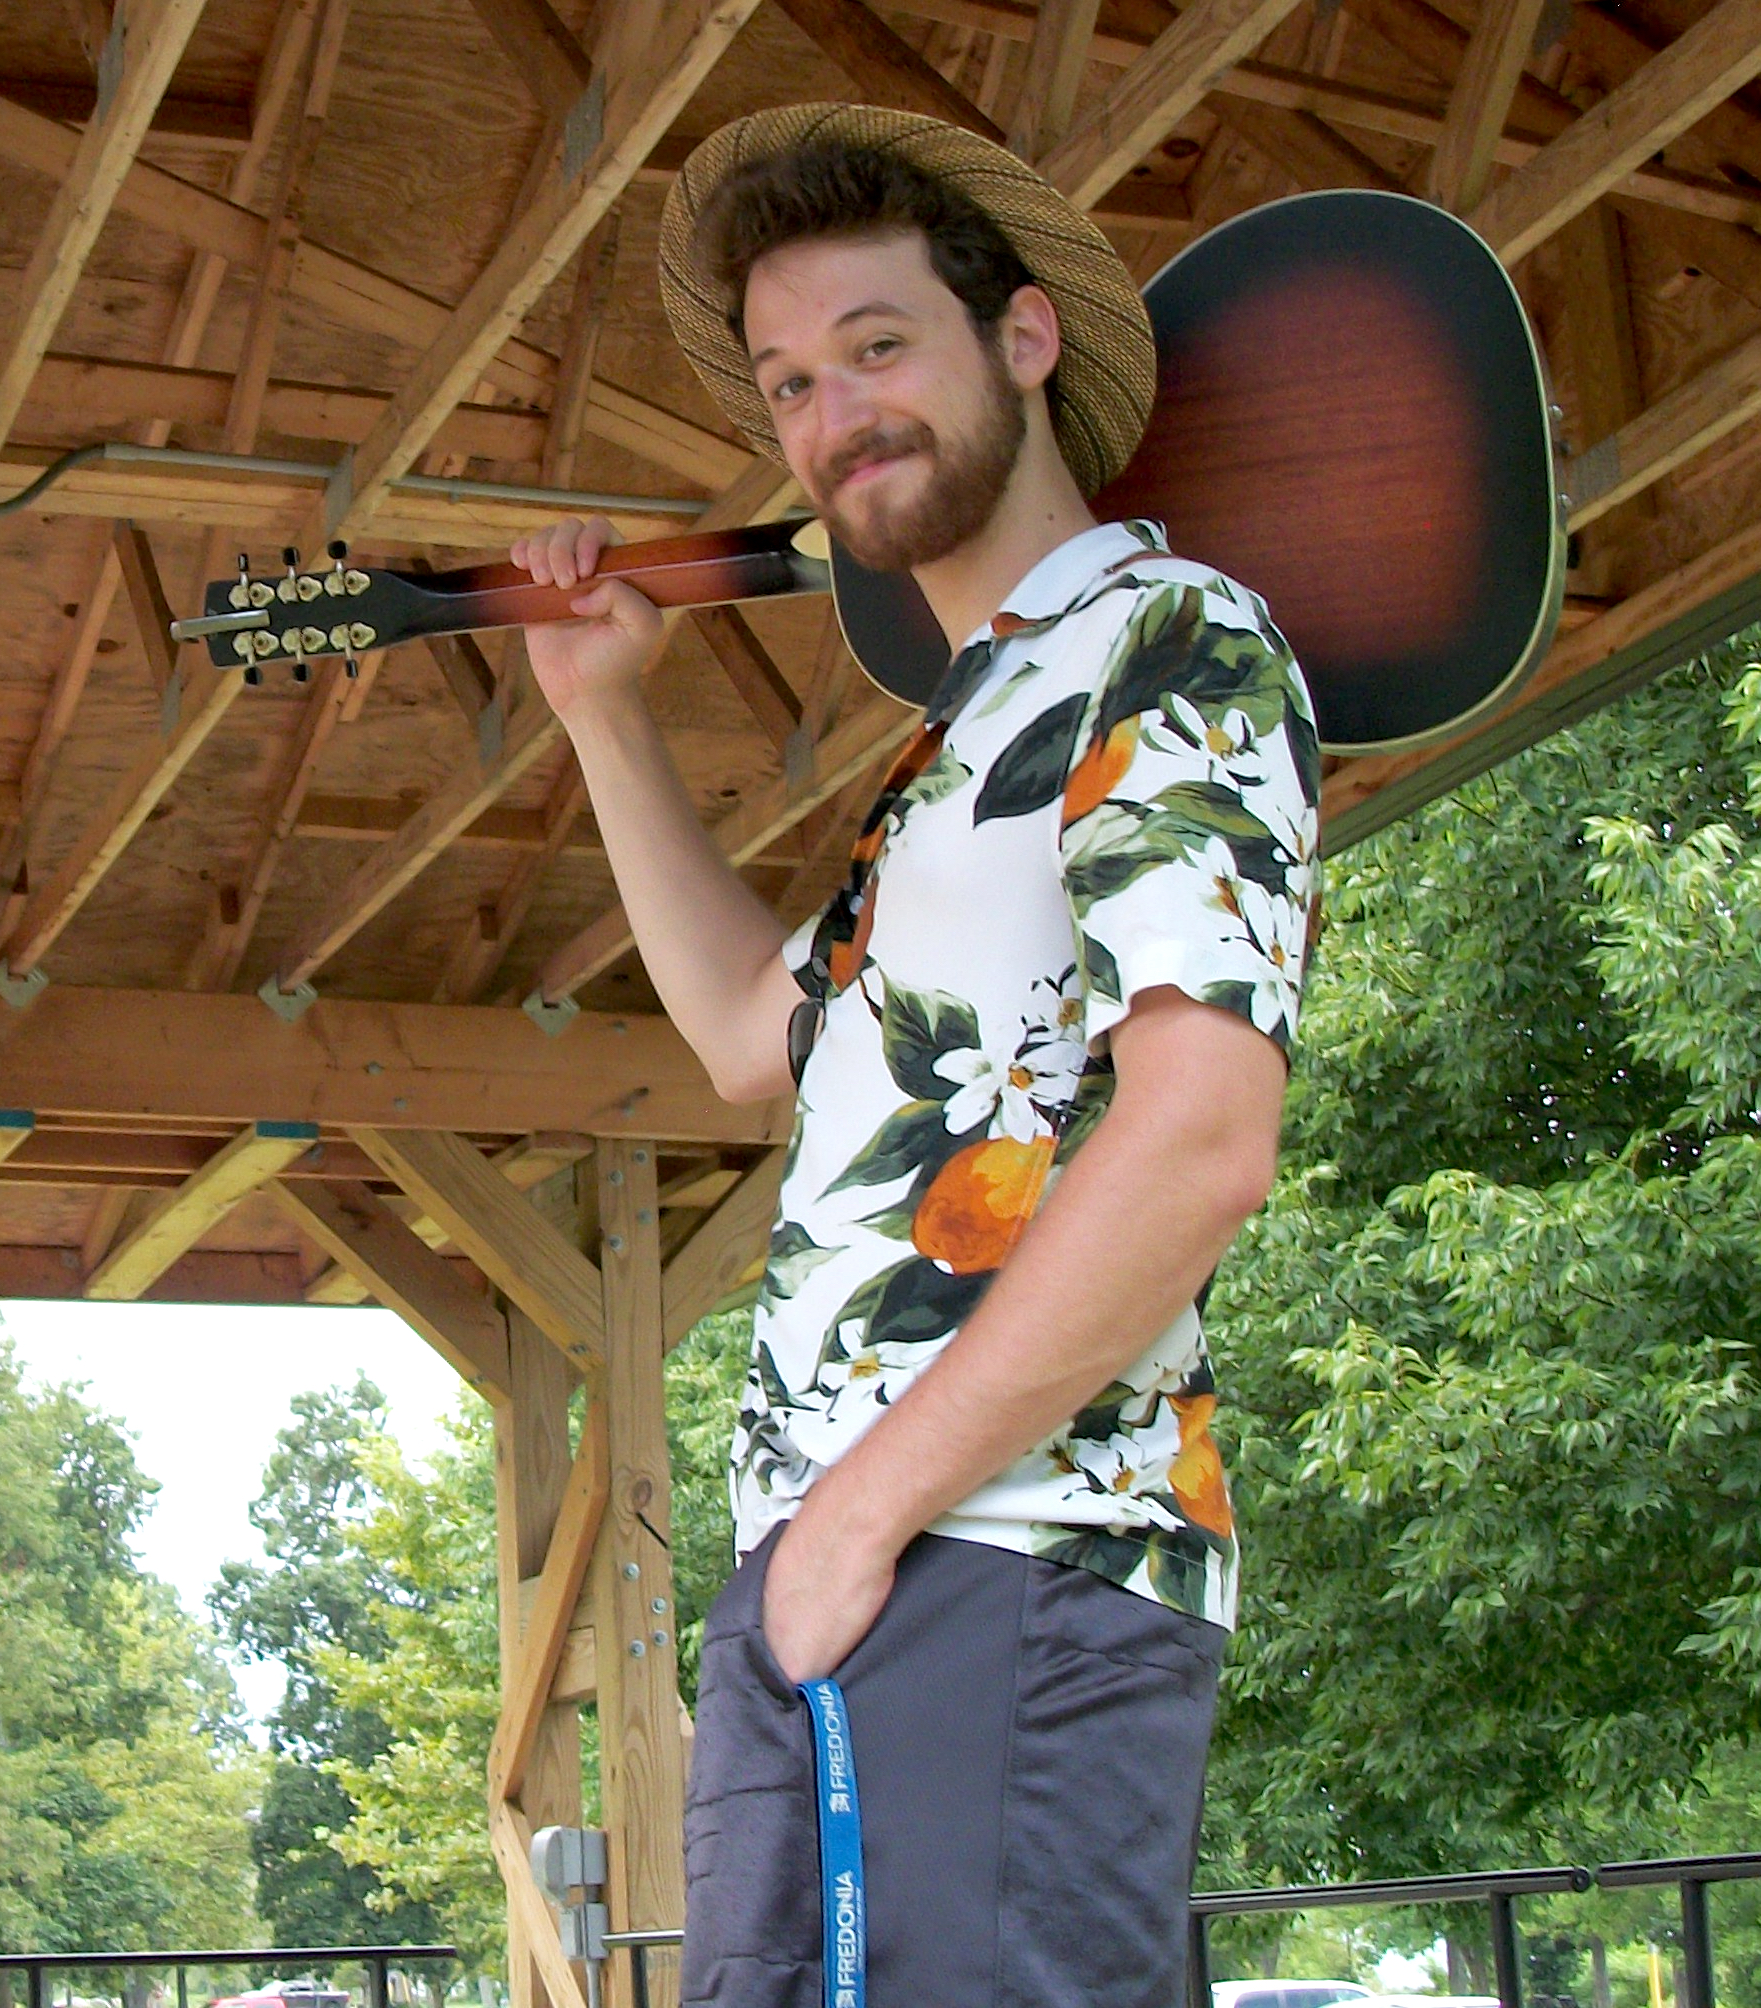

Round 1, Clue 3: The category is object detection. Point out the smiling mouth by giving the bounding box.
[837,448,917,492]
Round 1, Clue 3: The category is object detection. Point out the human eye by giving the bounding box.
[767,371,809,406]
[860,334,902,361]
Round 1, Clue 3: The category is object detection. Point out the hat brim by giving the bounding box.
[657,103,1155,499]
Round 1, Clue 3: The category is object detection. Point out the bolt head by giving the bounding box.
[622,1561,640,1580]
[628,1638,646,1657]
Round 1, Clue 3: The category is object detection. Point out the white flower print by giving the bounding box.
[1149,695,1268,787]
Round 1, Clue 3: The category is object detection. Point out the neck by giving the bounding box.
[911,429,1096,650]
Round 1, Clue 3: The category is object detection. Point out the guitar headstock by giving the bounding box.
[171,543,427,682]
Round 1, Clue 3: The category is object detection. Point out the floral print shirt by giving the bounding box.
[734,520,1322,1628]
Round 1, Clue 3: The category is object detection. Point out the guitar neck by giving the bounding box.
[389,519,829,642]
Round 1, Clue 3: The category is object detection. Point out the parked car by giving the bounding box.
[1213,1981,1376,2008]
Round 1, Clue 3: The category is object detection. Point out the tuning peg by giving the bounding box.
[290,658,311,685]
[325,539,348,597]
[344,651,360,680]
[243,662,263,688]
[229,551,252,611]
[277,546,301,602]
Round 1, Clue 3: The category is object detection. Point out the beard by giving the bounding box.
[810,341,1026,574]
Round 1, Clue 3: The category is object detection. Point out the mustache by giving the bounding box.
[817,422,937,494]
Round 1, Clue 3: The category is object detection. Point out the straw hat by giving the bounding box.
[656,102,1155,499]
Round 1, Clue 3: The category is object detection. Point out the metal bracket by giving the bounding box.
[323,447,355,542]
[258,972,319,1022]
[531,1825,610,1962]
[0,962,48,1011]
[95,6,126,121]
[523,988,581,1038]
[562,73,606,182]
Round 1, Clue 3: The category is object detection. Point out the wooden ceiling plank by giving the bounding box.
[1006,0,1102,157]
[434,767,588,1005]
[185,660,353,992]
[529,688,917,1005]
[1212,92,1398,189]
[86,1119,320,1301]
[772,0,1004,134]
[1565,322,1761,529]
[691,606,805,754]
[1467,0,1761,264]
[0,81,251,146]
[78,1187,135,1276]
[0,987,784,1144]
[0,0,211,444]
[463,0,596,124]
[311,0,766,550]
[1424,0,1549,211]
[270,1176,513,1402]
[1038,0,1310,205]
[661,1146,786,1346]
[1554,202,1651,585]
[110,521,178,698]
[350,1125,606,1368]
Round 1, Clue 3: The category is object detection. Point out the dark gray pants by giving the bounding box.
[683,1528,1223,2007]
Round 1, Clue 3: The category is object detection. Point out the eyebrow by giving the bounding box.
[750,299,917,371]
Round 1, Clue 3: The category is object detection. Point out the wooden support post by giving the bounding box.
[86,1120,319,1300]
[495,1309,589,2008]
[588,1140,687,2005]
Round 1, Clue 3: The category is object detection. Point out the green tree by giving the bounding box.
[0,1339,259,1956]
[212,1378,435,1948]
[1199,642,1761,1891]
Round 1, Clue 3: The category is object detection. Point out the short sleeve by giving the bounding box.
[782,910,825,1001]
[1057,576,1322,1058]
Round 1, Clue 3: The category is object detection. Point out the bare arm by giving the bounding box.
[513,517,800,1103]
[762,983,1288,1681]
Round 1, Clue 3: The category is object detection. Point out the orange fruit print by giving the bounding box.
[912,1134,1056,1275]
[1168,1392,1234,1538]
[1061,718,1138,825]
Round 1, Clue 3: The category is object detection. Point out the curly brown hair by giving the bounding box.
[695,137,1041,352]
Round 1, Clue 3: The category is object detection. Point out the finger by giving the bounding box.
[547,515,593,590]
[570,513,619,587]
[509,533,531,571]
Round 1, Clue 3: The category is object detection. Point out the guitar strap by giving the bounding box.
[798,1677,867,2008]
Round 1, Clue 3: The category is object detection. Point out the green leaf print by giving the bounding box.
[899,741,973,811]
[825,1098,972,1195]
[1080,931,1121,1005]
[828,1254,992,1351]
[1031,1526,1146,1590]
[1067,1379,1138,1443]
[1144,1524,1215,1610]
[758,1220,843,1308]
[1096,585,1294,742]
[879,980,983,1102]
[752,1339,792,1409]
[972,691,1088,825]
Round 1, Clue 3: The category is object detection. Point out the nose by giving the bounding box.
[812,366,880,452]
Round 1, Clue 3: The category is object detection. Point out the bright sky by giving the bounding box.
[3,1298,464,1726]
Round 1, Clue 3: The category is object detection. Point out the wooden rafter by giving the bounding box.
[463,0,596,125]
[661,1148,786,1345]
[772,0,1004,135]
[86,1120,320,1301]
[543,213,620,490]
[691,607,805,754]
[351,1127,607,1369]
[1468,0,1761,263]
[528,689,917,1006]
[1425,0,1550,211]
[1038,0,1310,204]
[308,0,767,548]
[1007,0,1102,157]
[0,987,787,1142]
[269,1176,514,1402]
[110,522,178,698]
[433,768,587,1005]
[0,0,210,443]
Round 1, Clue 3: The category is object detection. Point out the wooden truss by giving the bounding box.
[6,0,1761,1997]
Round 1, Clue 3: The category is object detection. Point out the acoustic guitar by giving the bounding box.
[173,190,1566,756]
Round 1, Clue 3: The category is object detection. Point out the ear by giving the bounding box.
[998,284,1061,394]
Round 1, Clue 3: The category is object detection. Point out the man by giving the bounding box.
[512,104,1320,2008]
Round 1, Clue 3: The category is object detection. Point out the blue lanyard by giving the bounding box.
[798,1677,866,2008]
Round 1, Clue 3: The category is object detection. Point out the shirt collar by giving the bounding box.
[954,518,1171,655]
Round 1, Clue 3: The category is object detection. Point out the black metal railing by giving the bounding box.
[599,1853,1761,2008]
[0,1945,458,2008]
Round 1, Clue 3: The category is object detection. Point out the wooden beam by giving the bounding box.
[78,1186,133,1274]
[0,986,788,1143]
[586,1140,687,1963]
[771,0,1004,134]
[109,521,178,699]
[529,690,919,1004]
[1210,90,1398,189]
[435,768,587,1005]
[543,215,619,491]
[1038,0,1308,205]
[0,1243,313,1305]
[351,1126,607,1369]
[86,1120,320,1301]
[489,1407,610,1801]
[0,81,251,146]
[0,0,210,443]
[1468,0,1761,264]
[691,606,805,754]
[662,1147,786,1345]
[312,0,766,546]
[267,698,565,996]
[488,1804,590,2008]
[1424,0,1549,211]
[1565,322,1761,528]
[463,0,597,124]
[270,1176,513,1402]
[1554,202,1650,583]
[424,630,502,729]
[186,660,353,992]
[1007,0,1102,157]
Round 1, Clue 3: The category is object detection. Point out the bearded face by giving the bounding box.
[806,333,1027,574]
